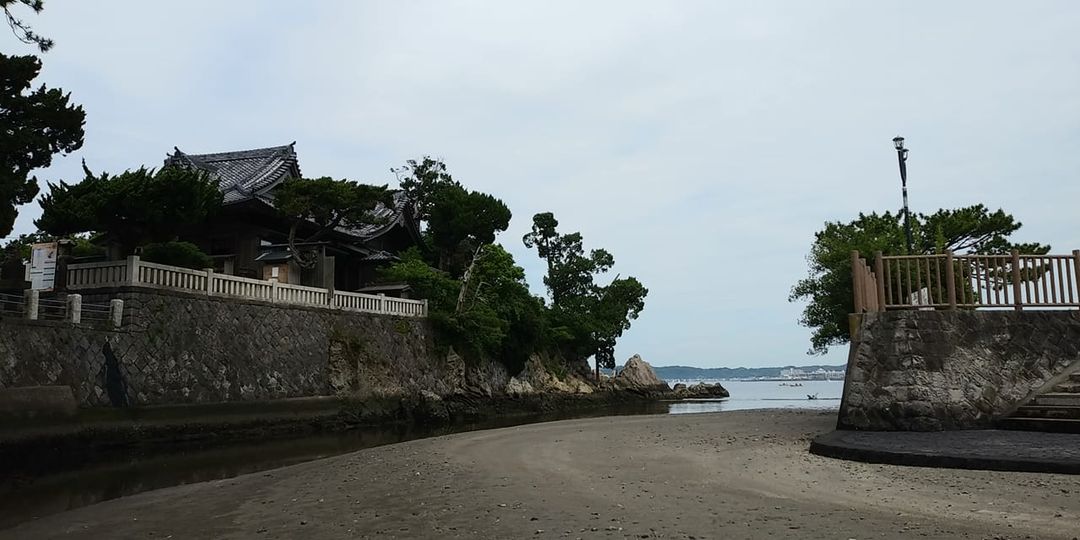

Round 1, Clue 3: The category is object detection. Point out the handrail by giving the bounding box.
[852,250,1080,312]
[66,256,428,317]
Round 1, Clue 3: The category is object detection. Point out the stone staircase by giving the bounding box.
[999,371,1080,433]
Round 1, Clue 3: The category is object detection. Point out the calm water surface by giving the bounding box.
[665,380,843,414]
[1,381,841,529]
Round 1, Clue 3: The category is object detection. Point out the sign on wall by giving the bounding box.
[28,242,58,290]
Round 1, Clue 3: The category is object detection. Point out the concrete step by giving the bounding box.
[1032,393,1080,407]
[998,417,1080,434]
[1013,405,1080,420]
[1053,382,1080,393]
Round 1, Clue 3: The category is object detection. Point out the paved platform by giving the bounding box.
[811,429,1080,474]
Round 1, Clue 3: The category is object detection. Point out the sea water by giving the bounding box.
[663,379,843,414]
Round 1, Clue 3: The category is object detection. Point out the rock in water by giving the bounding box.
[672,382,730,399]
[613,355,670,395]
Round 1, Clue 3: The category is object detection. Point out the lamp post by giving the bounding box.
[893,136,912,254]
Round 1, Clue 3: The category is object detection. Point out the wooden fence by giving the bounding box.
[852,250,1080,312]
[67,256,427,317]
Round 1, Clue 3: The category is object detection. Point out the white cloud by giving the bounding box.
[4,0,1080,367]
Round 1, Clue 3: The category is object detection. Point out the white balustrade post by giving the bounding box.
[126,255,140,285]
[109,299,124,328]
[204,268,215,296]
[66,293,82,324]
[24,289,38,320]
[270,277,279,303]
[422,299,429,317]
[378,293,386,314]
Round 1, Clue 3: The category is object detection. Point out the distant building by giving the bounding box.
[781,368,806,379]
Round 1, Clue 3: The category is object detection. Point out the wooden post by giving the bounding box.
[66,293,82,324]
[109,299,124,328]
[945,251,957,309]
[1011,249,1023,311]
[851,251,864,313]
[1071,248,1080,308]
[874,251,886,311]
[125,255,140,285]
[24,289,39,320]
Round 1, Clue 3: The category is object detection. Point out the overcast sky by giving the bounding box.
[4,2,1079,368]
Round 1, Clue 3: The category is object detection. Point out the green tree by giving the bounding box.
[0,53,85,237]
[382,244,544,374]
[141,241,213,270]
[3,1,52,52]
[523,212,648,372]
[459,244,547,372]
[395,157,510,276]
[395,156,453,222]
[523,212,614,307]
[789,204,1050,354]
[273,176,391,268]
[380,247,460,313]
[427,186,511,275]
[36,165,222,255]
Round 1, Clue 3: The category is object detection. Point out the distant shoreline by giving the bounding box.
[648,364,847,382]
[662,377,846,383]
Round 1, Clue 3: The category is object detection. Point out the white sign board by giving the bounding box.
[29,242,58,290]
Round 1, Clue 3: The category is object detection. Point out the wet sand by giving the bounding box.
[3,409,1078,539]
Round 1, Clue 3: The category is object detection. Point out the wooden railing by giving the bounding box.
[852,250,1080,312]
[66,256,428,317]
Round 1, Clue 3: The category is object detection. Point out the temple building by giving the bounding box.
[163,143,420,293]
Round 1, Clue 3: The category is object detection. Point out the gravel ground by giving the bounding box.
[3,409,1079,539]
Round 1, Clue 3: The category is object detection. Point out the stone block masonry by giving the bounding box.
[838,310,1080,431]
[0,288,462,408]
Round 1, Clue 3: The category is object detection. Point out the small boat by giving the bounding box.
[807,393,818,400]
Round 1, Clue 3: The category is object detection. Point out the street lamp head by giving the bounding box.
[892,136,905,150]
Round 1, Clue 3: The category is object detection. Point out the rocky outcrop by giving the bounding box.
[672,382,730,399]
[506,355,594,396]
[608,355,671,395]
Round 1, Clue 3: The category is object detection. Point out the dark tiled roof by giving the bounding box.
[359,250,399,262]
[165,143,299,205]
[254,248,293,263]
[338,191,411,239]
[166,143,416,243]
[357,283,411,293]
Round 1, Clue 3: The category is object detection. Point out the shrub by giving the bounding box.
[140,241,213,270]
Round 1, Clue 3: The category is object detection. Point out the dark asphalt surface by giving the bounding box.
[811,429,1080,474]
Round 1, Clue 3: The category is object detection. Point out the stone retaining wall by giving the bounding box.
[0,288,484,408]
[838,310,1080,431]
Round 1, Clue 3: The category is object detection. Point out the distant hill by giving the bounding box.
[651,365,846,381]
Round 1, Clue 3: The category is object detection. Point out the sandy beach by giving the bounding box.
[3,409,1079,539]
